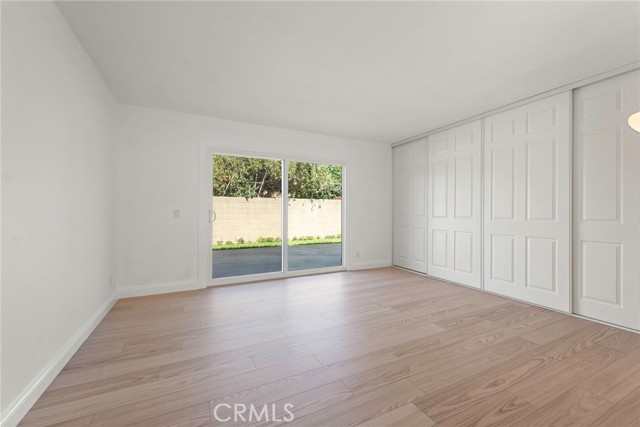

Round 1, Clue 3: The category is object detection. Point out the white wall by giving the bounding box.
[116,105,392,293]
[1,2,118,423]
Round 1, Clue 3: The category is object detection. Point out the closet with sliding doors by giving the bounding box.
[392,69,640,331]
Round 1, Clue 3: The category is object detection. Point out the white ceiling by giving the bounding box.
[56,1,640,144]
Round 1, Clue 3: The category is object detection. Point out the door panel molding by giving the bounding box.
[393,139,429,273]
[573,70,640,330]
[427,120,482,288]
[483,92,571,312]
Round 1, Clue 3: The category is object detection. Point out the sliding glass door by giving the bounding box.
[210,153,343,281]
[287,161,342,271]
[212,154,283,279]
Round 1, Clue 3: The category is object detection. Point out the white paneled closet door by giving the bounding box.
[393,139,428,273]
[484,92,571,312]
[573,71,640,330]
[427,120,482,288]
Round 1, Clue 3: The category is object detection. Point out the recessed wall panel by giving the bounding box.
[432,138,449,155]
[492,119,516,141]
[454,232,473,273]
[412,166,425,216]
[432,230,448,268]
[581,241,621,305]
[411,143,427,162]
[397,168,410,217]
[527,107,557,133]
[412,227,425,262]
[432,161,448,218]
[526,237,556,292]
[491,148,515,219]
[455,156,473,218]
[396,227,410,259]
[455,131,474,150]
[582,128,620,222]
[491,234,515,283]
[526,139,556,220]
[583,91,621,121]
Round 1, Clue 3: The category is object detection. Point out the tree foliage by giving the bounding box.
[288,161,342,200]
[213,155,282,198]
[213,155,342,199]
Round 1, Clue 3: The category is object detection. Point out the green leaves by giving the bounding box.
[288,161,342,200]
[213,155,282,198]
[213,155,342,200]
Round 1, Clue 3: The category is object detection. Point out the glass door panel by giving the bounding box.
[287,161,343,271]
[212,154,283,279]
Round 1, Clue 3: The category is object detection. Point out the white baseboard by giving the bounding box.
[348,259,392,271]
[118,279,203,298]
[0,292,118,427]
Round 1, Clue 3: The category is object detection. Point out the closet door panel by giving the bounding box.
[393,139,429,273]
[427,120,482,288]
[573,70,640,330]
[484,92,571,312]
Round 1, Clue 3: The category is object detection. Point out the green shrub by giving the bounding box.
[236,237,245,244]
[225,241,233,245]
[216,240,223,245]
[257,236,279,243]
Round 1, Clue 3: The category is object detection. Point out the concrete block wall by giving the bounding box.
[212,197,342,243]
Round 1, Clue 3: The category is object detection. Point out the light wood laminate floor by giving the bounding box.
[21,268,640,427]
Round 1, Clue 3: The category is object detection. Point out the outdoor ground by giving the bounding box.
[212,243,342,278]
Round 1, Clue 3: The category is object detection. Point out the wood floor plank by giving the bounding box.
[86,355,321,427]
[18,268,640,427]
[207,353,399,417]
[578,348,640,402]
[120,314,292,350]
[406,337,537,395]
[23,356,320,427]
[124,402,211,427]
[355,403,435,427]
[314,323,445,365]
[594,327,640,353]
[33,357,255,410]
[520,316,594,345]
[533,322,613,360]
[44,414,94,427]
[287,380,423,427]
[324,303,479,338]
[431,390,536,427]
[97,329,328,380]
[590,386,640,427]
[46,367,102,391]
[432,302,528,330]
[414,352,555,422]
[89,353,391,427]
[507,344,623,407]
[517,387,613,427]
[211,381,354,427]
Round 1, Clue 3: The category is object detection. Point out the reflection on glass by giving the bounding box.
[287,161,342,271]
